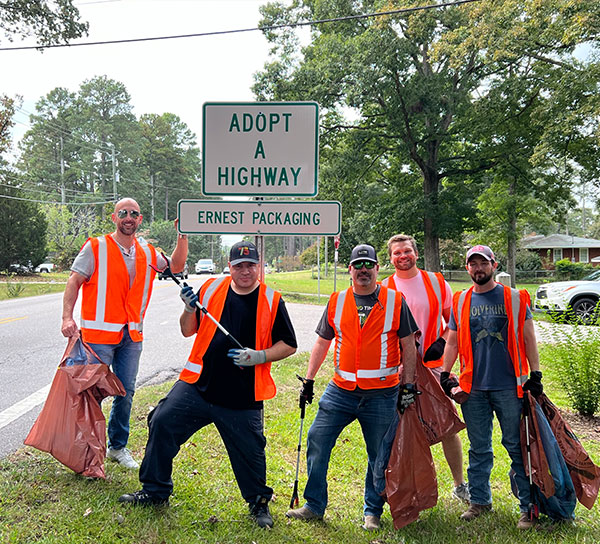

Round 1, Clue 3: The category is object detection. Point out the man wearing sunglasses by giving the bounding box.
[61,197,188,469]
[286,244,418,531]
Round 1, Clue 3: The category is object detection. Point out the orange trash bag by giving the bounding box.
[384,402,438,529]
[24,336,125,479]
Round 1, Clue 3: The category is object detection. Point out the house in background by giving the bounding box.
[522,234,600,268]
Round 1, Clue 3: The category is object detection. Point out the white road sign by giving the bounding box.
[178,200,341,236]
[202,102,319,197]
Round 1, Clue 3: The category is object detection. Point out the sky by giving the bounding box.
[3,0,277,155]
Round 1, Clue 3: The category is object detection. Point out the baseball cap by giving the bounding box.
[230,241,259,266]
[349,244,378,266]
[466,245,495,263]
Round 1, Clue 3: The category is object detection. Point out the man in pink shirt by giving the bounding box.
[382,234,468,503]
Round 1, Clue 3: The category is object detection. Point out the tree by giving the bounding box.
[0,0,88,46]
[254,0,600,270]
[0,94,18,154]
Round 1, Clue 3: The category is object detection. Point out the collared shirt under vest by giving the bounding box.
[328,285,404,391]
[382,269,447,368]
[180,276,281,401]
[80,235,157,344]
[453,284,530,397]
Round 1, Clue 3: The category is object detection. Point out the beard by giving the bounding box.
[118,221,138,236]
[471,270,493,285]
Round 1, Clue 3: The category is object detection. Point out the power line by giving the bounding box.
[0,193,116,206]
[0,0,481,51]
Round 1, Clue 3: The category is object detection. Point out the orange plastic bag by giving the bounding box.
[538,393,600,509]
[24,336,125,479]
[384,403,438,529]
[414,358,465,445]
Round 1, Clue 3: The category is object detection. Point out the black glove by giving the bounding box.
[397,383,421,413]
[297,374,314,406]
[440,371,459,397]
[523,370,543,397]
[423,337,446,362]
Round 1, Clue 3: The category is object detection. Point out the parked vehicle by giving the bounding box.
[195,259,215,274]
[222,266,230,275]
[35,262,55,273]
[534,269,600,325]
[158,262,189,280]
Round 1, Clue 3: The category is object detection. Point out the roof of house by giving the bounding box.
[522,234,600,249]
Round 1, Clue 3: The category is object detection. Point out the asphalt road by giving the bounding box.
[0,275,323,459]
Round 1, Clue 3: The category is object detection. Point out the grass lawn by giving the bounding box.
[1,352,599,544]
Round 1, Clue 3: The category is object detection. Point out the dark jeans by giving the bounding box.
[139,380,272,502]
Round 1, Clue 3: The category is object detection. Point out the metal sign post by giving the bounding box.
[333,235,340,292]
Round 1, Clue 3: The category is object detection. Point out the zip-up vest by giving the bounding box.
[180,277,281,401]
[80,235,157,344]
[453,285,530,397]
[329,285,404,391]
[382,270,447,368]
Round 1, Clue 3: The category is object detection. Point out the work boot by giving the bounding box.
[107,447,139,469]
[249,496,274,529]
[452,482,470,503]
[517,512,537,530]
[118,490,168,506]
[460,503,492,521]
[362,515,381,531]
[285,505,323,520]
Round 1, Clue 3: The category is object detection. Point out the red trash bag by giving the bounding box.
[414,358,466,445]
[384,403,438,529]
[24,336,125,479]
[537,393,600,509]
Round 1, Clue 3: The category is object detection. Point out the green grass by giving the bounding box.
[1,353,599,544]
[0,281,67,300]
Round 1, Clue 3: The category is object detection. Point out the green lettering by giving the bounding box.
[229,114,240,132]
[291,166,301,186]
[278,168,289,186]
[254,140,266,159]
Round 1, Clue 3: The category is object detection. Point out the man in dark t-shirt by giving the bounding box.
[119,241,297,529]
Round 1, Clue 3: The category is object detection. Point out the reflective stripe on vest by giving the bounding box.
[378,288,397,369]
[332,290,347,370]
[425,270,443,338]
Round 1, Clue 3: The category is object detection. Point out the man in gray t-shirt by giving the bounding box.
[61,198,188,469]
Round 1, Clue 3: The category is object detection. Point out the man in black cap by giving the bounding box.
[119,241,297,529]
[286,244,419,531]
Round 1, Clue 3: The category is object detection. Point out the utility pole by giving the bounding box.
[165,187,169,220]
[150,173,155,222]
[59,135,66,204]
[111,144,117,201]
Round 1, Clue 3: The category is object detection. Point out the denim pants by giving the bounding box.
[139,380,272,502]
[303,382,398,517]
[87,327,142,450]
[461,389,531,512]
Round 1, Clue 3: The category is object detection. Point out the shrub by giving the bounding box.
[5,277,25,298]
[554,258,594,281]
[543,325,600,416]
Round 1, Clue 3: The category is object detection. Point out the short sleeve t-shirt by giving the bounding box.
[390,272,452,355]
[448,284,532,391]
[194,286,297,410]
[71,236,167,287]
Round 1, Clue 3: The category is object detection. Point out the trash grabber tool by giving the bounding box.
[290,374,308,509]
[523,393,539,521]
[149,256,244,349]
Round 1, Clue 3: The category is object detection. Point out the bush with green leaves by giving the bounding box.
[543,325,600,416]
[554,259,595,281]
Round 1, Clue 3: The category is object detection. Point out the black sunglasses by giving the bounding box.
[117,209,141,219]
[353,261,376,270]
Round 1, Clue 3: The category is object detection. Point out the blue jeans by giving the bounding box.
[88,328,142,450]
[461,389,531,511]
[303,382,398,517]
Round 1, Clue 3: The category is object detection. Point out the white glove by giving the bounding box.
[227,348,267,367]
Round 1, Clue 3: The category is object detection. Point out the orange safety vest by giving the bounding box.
[80,235,157,344]
[328,285,404,391]
[453,285,530,397]
[179,276,281,401]
[382,270,448,368]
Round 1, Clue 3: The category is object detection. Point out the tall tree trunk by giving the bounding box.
[507,181,517,288]
[422,169,440,271]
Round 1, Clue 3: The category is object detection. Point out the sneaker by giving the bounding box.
[452,483,470,503]
[249,496,273,529]
[517,512,537,530]
[107,447,139,469]
[285,505,323,521]
[362,515,381,531]
[118,490,168,506]
[460,503,492,521]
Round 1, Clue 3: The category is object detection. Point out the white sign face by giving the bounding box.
[178,200,341,236]
[202,102,319,197]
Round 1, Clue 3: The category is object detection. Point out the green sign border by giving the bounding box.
[202,101,319,197]
[177,199,341,236]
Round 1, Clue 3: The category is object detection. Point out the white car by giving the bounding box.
[195,259,215,274]
[534,269,600,325]
[34,262,55,273]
